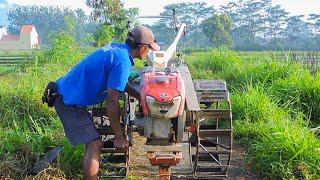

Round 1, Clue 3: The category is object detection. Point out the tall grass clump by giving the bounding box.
[232,86,320,179]
[232,85,289,125]
[248,120,320,179]
[269,71,320,125]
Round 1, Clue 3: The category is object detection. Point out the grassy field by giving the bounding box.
[0,66,16,75]
[0,34,319,179]
[186,50,320,179]
[0,33,85,179]
[0,51,38,75]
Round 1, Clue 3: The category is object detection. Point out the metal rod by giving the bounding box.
[199,143,221,165]
[203,137,230,150]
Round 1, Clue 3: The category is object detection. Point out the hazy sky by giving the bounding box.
[4,0,320,23]
[125,0,320,16]
[6,0,320,14]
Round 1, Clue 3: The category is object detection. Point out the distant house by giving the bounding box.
[0,25,39,51]
[0,26,7,39]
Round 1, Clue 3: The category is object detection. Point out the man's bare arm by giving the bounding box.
[106,89,128,151]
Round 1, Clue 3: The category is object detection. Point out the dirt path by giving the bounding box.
[128,132,259,179]
[227,143,259,180]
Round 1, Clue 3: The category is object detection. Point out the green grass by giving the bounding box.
[186,49,320,179]
[0,32,85,178]
[232,86,320,179]
[186,50,320,124]
[0,66,16,75]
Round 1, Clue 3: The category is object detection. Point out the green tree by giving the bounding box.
[308,14,320,50]
[159,2,214,47]
[201,14,233,48]
[148,23,175,49]
[95,24,114,47]
[266,5,288,39]
[241,1,265,44]
[74,9,91,42]
[64,16,76,38]
[220,2,241,46]
[220,0,273,50]
[283,15,305,49]
[86,0,139,41]
[316,18,320,50]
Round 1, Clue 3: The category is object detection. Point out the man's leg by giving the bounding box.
[54,95,101,179]
[84,139,102,180]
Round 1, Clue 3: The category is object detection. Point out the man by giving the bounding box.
[53,26,159,180]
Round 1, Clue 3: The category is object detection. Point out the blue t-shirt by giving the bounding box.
[56,42,134,106]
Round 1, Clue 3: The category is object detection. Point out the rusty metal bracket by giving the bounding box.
[147,152,182,166]
[147,152,182,179]
[159,165,171,180]
[186,123,197,134]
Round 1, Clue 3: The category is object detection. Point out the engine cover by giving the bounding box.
[140,67,185,119]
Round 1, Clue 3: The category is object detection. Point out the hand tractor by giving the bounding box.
[91,17,233,179]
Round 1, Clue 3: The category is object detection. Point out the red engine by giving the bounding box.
[140,67,185,119]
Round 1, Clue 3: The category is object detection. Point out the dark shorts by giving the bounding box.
[54,95,100,145]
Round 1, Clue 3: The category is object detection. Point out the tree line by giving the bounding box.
[5,0,320,51]
[151,0,320,51]
[220,0,320,50]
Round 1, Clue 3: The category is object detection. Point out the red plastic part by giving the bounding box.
[140,71,185,117]
[147,152,182,166]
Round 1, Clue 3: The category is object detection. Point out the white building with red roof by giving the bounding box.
[0,26,7,39]
[0,25,39,51]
